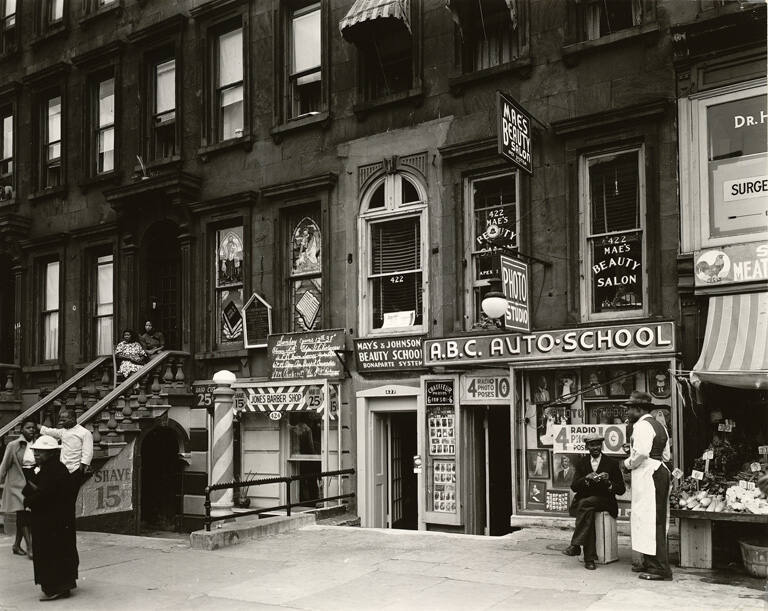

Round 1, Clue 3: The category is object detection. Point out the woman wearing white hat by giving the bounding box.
[22,435,79,601]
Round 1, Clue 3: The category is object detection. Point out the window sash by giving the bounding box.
[98,78,115,128]
[217,28,243,88]
[44,261,59,309]
[42,260,60,361]
[97,126,114,173]
[1,113,11,169]
[586,151,641,236]
[43,311,59,360]
[290,4,321,78]
[5,0,16,18]
[47,96,61,146]
[155,59,176,115]
[48,0,64,23]
[219,83,244,140]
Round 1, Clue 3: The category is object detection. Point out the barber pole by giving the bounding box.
[210,370,236,516]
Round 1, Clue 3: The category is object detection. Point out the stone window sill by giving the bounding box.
[31,25,68,47]
[353,86,424,118]
[29,185,68,202]
[79,170,120,191]
[79,3,122,26]
[448,57,533,94]
[271,110,330,142]
[197,135,253,162]
[561,23,660,64]
[23,363,63,374]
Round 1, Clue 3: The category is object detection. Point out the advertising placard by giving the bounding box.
[459,373,511,405]
[497,92,533,175]
[76,440,134,518]
[551,423,628,456]
[192,381,215,409]
[694,242,768,288]
[425,380,454,405]
[242,293,272,349]
[268,329,345,380]
[424,321,675,366]
[591,231,643,313]
[354,336,424,373]
[500,254,530,331]
[233,383,326,417]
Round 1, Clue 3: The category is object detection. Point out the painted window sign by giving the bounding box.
[217,227,244,286]
[591,231,643,312]
[706,95,768,240]
[216,226,244,345]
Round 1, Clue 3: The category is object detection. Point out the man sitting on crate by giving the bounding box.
[562,432,626,570]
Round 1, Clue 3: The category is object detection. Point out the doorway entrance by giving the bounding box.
[142,222,181,349]
[465,406,513,536]
[140,427,182,532]
[372,410,418,530]
[0,255,14,363]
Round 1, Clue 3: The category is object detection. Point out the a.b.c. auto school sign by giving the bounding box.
[424,321,674,366]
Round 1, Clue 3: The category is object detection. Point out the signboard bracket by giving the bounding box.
[333,349,352,378]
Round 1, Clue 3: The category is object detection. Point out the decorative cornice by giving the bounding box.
[187,190,258,215]
[189,0,248,20]
[261,173,338,200]
[551,99,670,137]
[23,62,70,87]
[439,137,497,162]
[103,172,202,211]
[0,80,21,98]
[71,41,124,69]
[68,222,119,241]
[19,232,69,251]
[127,13,187,45]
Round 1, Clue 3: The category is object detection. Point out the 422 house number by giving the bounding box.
[389,275,405,284]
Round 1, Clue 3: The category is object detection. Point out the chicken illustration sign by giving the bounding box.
[694,242,768,288]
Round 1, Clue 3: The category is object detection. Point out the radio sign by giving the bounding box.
[501,254,529,332]
[497,91,533,175]
[553,424,627,455]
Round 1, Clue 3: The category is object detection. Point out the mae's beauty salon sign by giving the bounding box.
[424,322,675,366]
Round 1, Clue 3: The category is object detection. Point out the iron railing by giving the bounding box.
[204,468,355,531]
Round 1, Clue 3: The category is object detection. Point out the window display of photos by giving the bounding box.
[432,460,456,513]
[428,406,456,456]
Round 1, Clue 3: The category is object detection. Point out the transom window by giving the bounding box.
[360,173,427,335]
[581,147,646,320]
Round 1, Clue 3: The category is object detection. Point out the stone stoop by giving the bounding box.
[189,513,316,551]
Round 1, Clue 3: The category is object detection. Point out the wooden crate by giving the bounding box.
[595,511,618,564]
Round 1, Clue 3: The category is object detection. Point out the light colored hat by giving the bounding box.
[583,432,604,444]
[30,435,60,450]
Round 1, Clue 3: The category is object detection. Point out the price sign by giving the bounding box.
[750,462,762,472]
[672,468,684,480]
[739,479,748,489]
[703,450,714,460]
[758,446,768,455]
[691,470,704,480]
[553,424,627,455]
[193,382,216,408]
[747,482,756,490]
[460,373,510,404]
[76,441,134,518]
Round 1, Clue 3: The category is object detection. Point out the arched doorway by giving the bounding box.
[142,222,181,349]
[0,255,14,363]
[140,426,182,532]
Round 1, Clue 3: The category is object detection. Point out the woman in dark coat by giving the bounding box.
[22,435,79,601]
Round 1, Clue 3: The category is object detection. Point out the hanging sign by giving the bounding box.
[460,373,510,404]
[497,91,533,175]
[354,335,424,373]
[425,321,675,366]
[192,381,215,408]
[694,242,768,288]
[500,254,530,332]
[242,293,273,349]
[233,383,327,416]
[268,329,345,380]
[76,440,134,518]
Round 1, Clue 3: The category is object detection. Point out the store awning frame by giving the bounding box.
[693,291,768,390]
[339,0,411,43]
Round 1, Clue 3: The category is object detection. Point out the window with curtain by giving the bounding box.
[153,58,176,159]
[96,77,115,174]
[42,260,60,361]
[44,95,62,188]
[216,27,244,141]
[454,0,526,73]
[583,148,645,318]
[0,107,12,197]
[361,173,426,334]
[468,173,518,327]
[48,0,64,23]
[215,226,244,346]
[573,0,643,42]
[1,0,17,55]
[288,3,321,118]
[94,254,113,356]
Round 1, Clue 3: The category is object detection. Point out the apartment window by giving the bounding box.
[215,26,244,142]
[581,147,646,319]
[215,226,244,346]
[287,209,322,331]
[92,77,115,174]
[94,254,113,356]
[572,0,644,42]
[453,0,527,72]
[42,94,63,189]
[1,0,17,54]
[38,0,66,35]
[42,260,60,361]
[466,173,519,327]
[48,0,63,23]
[152,58,176,160]
[0,106,12,199]
[361,173,427,334]
[360,29,412,100]
[287,3,321,119]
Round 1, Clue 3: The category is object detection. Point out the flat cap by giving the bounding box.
[583,432,604,444]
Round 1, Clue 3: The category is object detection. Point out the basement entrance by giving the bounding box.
[140,427,182,532]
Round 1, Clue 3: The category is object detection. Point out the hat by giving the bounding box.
[583,433,604,444]
[30,435,60,450]
[623,390,654,409]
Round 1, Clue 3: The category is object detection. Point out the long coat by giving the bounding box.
[0,437,31,512]
[23,460,79,590]
[569,454,626,518]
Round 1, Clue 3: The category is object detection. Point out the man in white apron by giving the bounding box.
[623,391,672,581]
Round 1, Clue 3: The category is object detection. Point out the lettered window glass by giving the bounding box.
[42,260,60,361]
[217,28,244,141]
[95,254,113,357]
[583,148,645,318]
[96,78,115,174]
[215,226,244,346]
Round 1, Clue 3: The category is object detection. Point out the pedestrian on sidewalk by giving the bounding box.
[40,409,93,490]
[623,391,673,581]
[22,435,79,601]
[0,418,38,558]
[562,432,625,570]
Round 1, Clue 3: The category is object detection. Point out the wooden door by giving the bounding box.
[372,413,388,528]
[389,416,404,527]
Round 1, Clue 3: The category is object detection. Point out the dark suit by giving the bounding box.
[568,454,626,561]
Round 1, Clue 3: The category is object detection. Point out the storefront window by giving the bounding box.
[288,411,322,504]
[582,148,646,320]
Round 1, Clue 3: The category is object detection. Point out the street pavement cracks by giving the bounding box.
[0,525,765,611]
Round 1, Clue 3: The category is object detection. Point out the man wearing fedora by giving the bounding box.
[562,432,625,570]
[623,390,673,581]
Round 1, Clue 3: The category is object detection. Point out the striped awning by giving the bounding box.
[339,0,411,42]
[693,292,768,389]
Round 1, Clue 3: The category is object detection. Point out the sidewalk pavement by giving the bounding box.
[0,525,766,611]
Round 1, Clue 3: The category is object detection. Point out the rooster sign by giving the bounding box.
[695,250,730,284]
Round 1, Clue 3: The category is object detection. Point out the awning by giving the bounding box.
[232,383,336,419]
[339,0,411,43]
[693,291,768,389]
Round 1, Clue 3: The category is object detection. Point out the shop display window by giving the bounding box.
[423,378,461,521]
[288,411,322,505]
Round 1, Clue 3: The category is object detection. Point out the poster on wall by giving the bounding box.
[694,242,768,288]
[267,329,345,380]
[553,423,628,456]
[76,440,134,518]
[552,453,578,486]
[526,449,551,479]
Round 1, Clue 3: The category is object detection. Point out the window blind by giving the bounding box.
[371,217,420,274]
[589,151,639,234]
